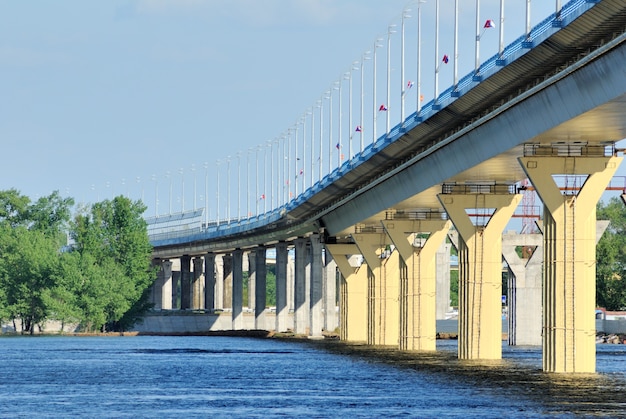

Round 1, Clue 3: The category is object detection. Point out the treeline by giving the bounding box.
[0,189,155,334]
[596,197,626,311]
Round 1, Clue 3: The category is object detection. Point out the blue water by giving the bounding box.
[0,336,625,418]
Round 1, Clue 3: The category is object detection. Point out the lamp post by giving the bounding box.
[166,170,172,215]
[191,164,196,211]
[386,24,395,135]
[226,156,231,223]
[151,174,158,217]
[247,148,252,218]
[373,37,383,145]
[360,52,370,153]
[203,162,208,226]
[179,167,184,212]
[401,9,411,124]
[236,151,241,220]
[434,0,440,103]
[216,161,220,224]
[417,1,425,115]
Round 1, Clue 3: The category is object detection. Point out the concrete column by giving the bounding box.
[204,253,216,311]
[310,233,324,338]
[436,241,452,320]
[502,231,543,346]
[520,154,621,373]
[247,251,256,310]
[192,257,204,309]
[172,271,180,309]
[151,259,163,310]
[275,242,289,332]
[161,259,173,310]
[215,255,224,310]
[287,253,295,315]
[222,254,233,309]
[254,246,267,330]
[294,238,309,334]
[324,251,339,333]
[382,219,451,351]
[353,231,399,346]
[180,255,192,310]
[232,249,244,330]
[326,244,368,342]
[439,192,521,360]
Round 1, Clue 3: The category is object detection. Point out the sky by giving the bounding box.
[1,0,623,221]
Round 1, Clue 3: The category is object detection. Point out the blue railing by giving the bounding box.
[150,0,600,246]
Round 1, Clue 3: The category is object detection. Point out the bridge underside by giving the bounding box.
[322,38,626,236]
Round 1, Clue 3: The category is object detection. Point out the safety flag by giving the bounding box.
[379,104,388,111]
[484,19,495,29]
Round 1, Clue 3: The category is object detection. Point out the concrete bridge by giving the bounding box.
[140,0,626,373]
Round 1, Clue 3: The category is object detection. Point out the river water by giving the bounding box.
[0,336,625,418]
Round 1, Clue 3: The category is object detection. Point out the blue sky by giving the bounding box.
[1,1,621,220]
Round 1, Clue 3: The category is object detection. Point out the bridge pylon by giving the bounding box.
[326,243,367,342]
[353,227,400,346]
[381,212,451,351]
[519,148,622,373]
[439,185,522,360]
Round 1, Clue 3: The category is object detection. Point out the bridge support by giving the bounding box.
[310,233,324,338]
[294,238,309,335]
[180,255,192,310]
[154,259,173,310]
[232,249,244,330]
[519,155,622,373]
[275,242,289,333]
[247,251,256,311]
[353,231,399,346]
[222,254,232,310]
[254,247,267,330]
[435,241,452,320]
[382,218,451,351]
[326,244,367,342]
[502,231,543,346]
[439,191,521,360]
[204,253,216,311]
[192,257,204,310]
[324,252,339,333]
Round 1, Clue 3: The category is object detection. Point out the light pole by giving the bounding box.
[360,52,370,153]
[166,170,172,215]
[226,156,231,223]
[151,174,158,217]
[256,145,261,215]
[401,9,411,124]
[216,160,221,224]
[247,148,252,218]
[179,168,184,212]
[191,164,196,211]
[417,1,425,115]
[373,37,383,145]
[328,87,334,175]
[203,162,208,226]
[435,0,440,102]
[236,151,241,220]
[386,24,395,135]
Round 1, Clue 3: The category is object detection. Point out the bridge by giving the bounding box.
[139,0,626,373]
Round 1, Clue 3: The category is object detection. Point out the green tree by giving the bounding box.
[0,190,74,333]
[71,196,155,331]
[596,197,626,310]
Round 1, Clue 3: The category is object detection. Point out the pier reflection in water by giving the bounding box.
[0,336,624,418]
